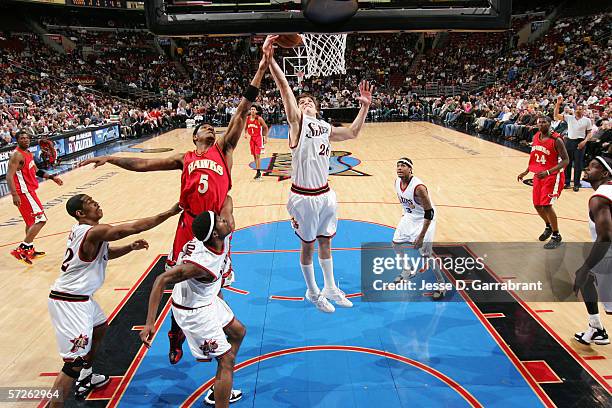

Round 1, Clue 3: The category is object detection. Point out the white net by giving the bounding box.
[299,33,347,79]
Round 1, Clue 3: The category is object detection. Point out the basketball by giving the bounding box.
[276,34,303,48]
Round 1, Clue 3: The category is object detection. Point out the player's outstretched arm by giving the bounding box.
[79,153,184,172]
[87,203,181,246]
[330,81,374,141]
[140,262,213,347]
[218,47,270,154]
[108,239,150,260]
[574,196,612,294]
[265,36,301,128]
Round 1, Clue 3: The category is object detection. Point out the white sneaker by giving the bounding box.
[321,286,353,308]
[305,291,335,313]
[74,371,110,399]
[574,325,609,345]
[204,386,243,405]
[394,267,416,283]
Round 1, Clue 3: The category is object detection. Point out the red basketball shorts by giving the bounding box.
[250,136,262,156]
[532,172,565,206]
[18,190,47,228]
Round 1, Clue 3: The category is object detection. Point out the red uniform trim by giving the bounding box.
[222,316,236,329]
[589,194,612,204]
[49,290,89,302]
[215,348,233,361]
[291,183,330,196]
[204,243,225,256]
[316,233,337,239]
[293,231,316,243]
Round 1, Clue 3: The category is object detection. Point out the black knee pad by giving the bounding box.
[61,358,85,379]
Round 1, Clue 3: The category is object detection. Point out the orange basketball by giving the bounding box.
[276,34,303,48]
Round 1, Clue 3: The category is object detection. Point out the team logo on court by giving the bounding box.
[199,339,219,357]
[252,151,369,181]
[69,334,89,353]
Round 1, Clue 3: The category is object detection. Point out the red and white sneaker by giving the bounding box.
[10,247,33,266]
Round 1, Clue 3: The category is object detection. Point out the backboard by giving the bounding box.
[145,0,512,36]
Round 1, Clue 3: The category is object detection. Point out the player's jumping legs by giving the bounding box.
[168,312,186,364]
[299,240,335,313]
[575,274,609,345]
[318,237,352,308]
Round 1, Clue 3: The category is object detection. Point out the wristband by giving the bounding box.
[36,169,47,178]
[546,170,550,176]
[243,85,259,103]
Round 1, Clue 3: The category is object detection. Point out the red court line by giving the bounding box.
[132,326,144,331]
[114,288,130,291]
[180,345,484,408]
[346,292,363,298]
[107,254,163,324]
[270,295,304,301]
[583,356,606,361]
[483,313,506,319]
[223,286,249,295]
[535,310,554,313]
[461,245,612,394]
[107,298,173,408]
[522,361,563,384]
[501,276,516,280]
[604,375,612,380]
[39,372,58,377]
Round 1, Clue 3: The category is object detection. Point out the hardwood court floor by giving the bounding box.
[0,121,609,401]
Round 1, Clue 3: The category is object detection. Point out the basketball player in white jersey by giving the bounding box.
[392,158,447,300]
[140,207,245,407]
[573,156,612,345]
[263,35,374,313]
[47,194,180,406]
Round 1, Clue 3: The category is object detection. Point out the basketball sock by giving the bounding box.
[589,313,603,330]
[545,223,551,229]
[551,231,560,237]
[20,242,33,249]
[319,257,336,290]
[300,263,319,294]
[170,313,180,333]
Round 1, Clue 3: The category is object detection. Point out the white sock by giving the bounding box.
[78,366,92,381]
[318,257,336,290]
[589,313,603,330]
[300,264,319,294]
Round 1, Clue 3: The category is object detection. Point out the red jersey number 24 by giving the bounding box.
[535,153,547,165]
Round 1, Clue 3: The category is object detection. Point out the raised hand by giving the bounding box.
[130,239,149,251]
[263,35,278,61]
[80,156,110,168]
[356,80,374,106]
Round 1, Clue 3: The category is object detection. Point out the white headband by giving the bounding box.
[595,156,612,175]
[203,211,215,242]
[397,159,413,168]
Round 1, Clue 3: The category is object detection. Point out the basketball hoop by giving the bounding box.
[299,33,347,79]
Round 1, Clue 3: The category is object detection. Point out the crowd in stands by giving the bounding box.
[1,2,610,166]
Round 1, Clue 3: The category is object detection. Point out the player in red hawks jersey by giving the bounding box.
[6,130,64,265]
[244,106,269,180]
[518,117,569,249]
[81,46,272,368]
